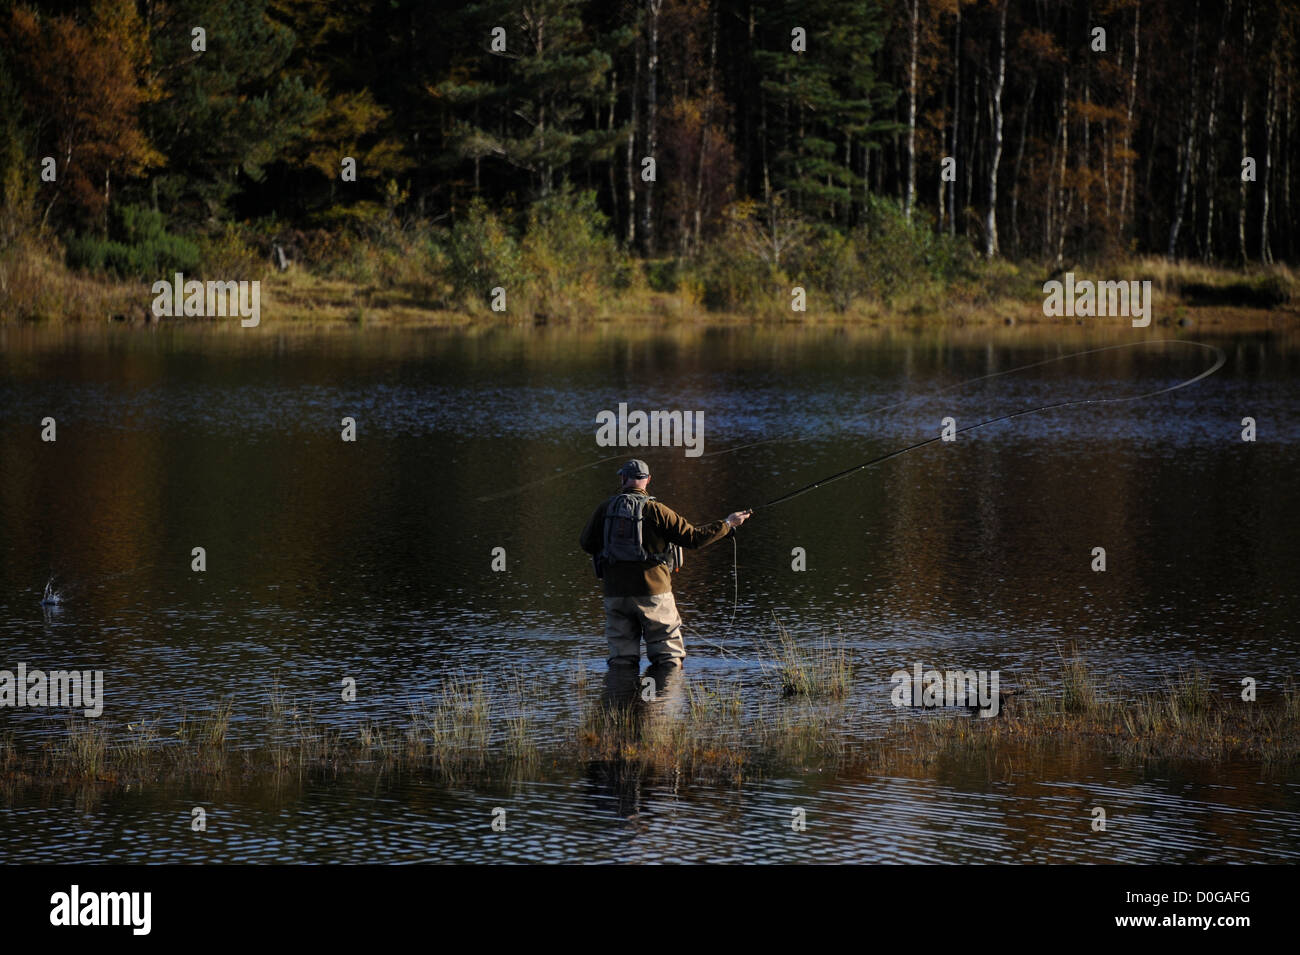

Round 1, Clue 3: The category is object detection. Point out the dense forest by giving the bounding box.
[1,0,1297,320]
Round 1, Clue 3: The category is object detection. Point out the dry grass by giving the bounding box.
[1136,256,1296,307]
[3,649,1298,794]
[57,719,109,776]
[0,241,146,322]
[875,650,1300,772]
[762,618,852,699]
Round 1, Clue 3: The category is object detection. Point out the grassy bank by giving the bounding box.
[6,242,1297,331]
[3,193,1297,329]
[2,647,1296,798]
[257,261,1299,331]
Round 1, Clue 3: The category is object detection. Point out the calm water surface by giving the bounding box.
[1,322,1297,863]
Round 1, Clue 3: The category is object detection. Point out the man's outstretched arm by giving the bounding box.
[652,502,751,549]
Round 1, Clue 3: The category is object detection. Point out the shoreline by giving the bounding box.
[2,300,1297,335]
[2,244,1296,332]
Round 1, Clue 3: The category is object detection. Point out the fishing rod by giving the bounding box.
[747,340,1226,512]
[478,339,1225,504]
[701,339,1211,461]
[496,340,1226,662]
[692,340,1227,660]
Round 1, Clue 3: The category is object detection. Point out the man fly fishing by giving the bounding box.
[580,459,751,668]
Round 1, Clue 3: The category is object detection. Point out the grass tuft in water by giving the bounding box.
[5,646,1299,793]
[763,618,852,699]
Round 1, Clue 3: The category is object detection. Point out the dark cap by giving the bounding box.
[617,458,650,479]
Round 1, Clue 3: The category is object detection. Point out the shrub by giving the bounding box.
[695,241,775,312]
[197,223,266,281]
[643,257,681,293]
[1249,268,1295,308]
[853,195,976,304]
[691,200,795,313]
[793,229,861,313]
[521,186,627,314]
[65,204,200,279]
[447,199,523,309]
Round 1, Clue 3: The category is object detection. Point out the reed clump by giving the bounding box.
[574,678,751,785]
[572,674,852,786]
[57,719,109,776]
[763,620,852,700]
[0,732,15,773]
[875,650,1300,770]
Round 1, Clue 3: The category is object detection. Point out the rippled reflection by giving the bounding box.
[1,324,1297,862]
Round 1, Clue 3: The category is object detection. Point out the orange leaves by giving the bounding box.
[4,1,163,226]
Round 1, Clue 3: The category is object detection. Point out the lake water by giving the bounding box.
[1,322,1298,863]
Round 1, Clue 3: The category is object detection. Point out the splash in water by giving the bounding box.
[41,575,62,606]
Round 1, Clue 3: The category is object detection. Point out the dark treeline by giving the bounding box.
[1,0,1297,272]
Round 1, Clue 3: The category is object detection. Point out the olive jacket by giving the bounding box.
[579,489,733,596]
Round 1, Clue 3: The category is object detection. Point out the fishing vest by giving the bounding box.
[598,493,683,573]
